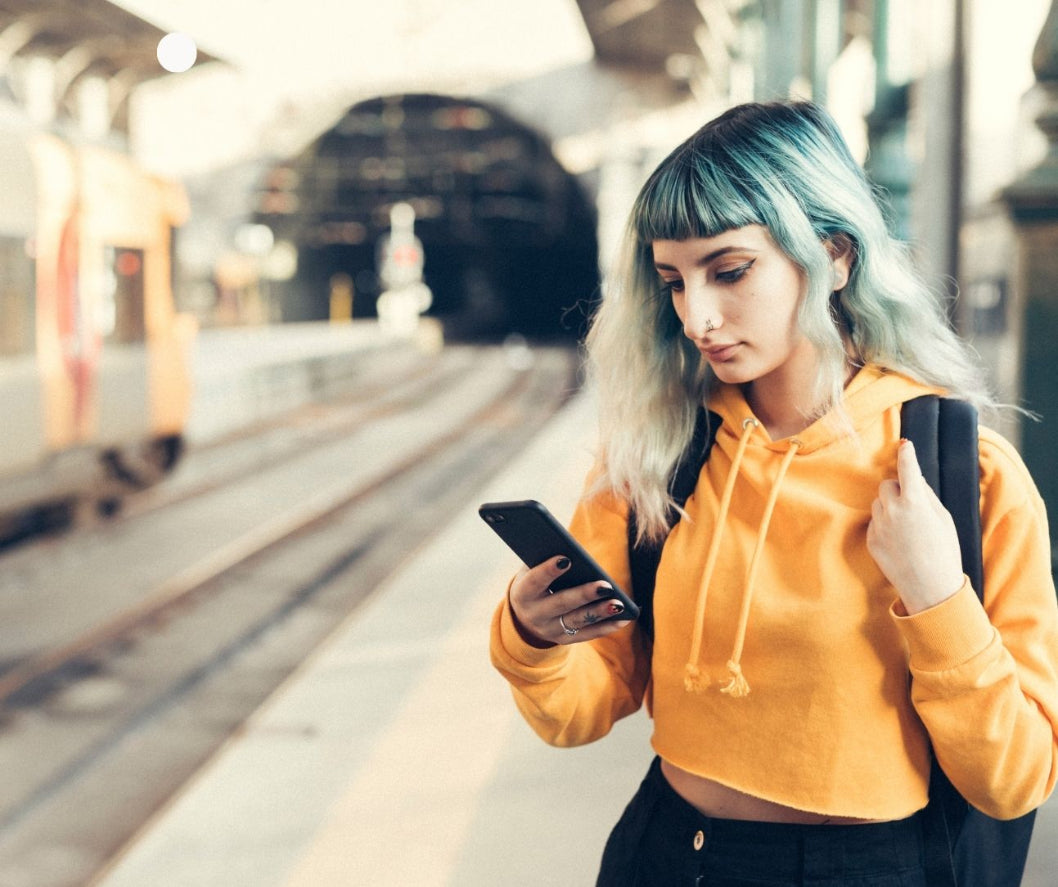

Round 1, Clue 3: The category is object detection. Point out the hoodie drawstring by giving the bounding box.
[684,420,802,699]
[683,417,757,693]
[719,439,800,697]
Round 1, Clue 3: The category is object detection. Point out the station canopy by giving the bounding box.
[0,0,218,87]
[573,0,708,69]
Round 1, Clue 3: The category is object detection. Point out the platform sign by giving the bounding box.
[376,202,432,339]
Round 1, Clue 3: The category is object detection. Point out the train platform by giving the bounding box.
[93,334,1058,887]
[184,319,442,445]
[92,385,656,887]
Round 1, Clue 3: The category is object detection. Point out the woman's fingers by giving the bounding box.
[551,598,629,641]
[867,440,964,613]
[512,555,573,601]
[509,556,632,645]
[896,438,925,491]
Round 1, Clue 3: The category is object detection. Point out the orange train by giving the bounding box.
[0,123,195,539]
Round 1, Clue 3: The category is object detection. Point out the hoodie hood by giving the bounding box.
[681,364,944,697]
[710,364,941,454]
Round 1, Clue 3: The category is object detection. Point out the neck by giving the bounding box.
[742,355,856,441]
[743,384,815,440]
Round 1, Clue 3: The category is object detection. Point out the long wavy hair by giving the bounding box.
[585,101,994,543]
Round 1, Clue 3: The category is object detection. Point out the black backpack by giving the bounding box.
[627,395,1036,886]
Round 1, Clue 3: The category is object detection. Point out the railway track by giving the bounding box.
[0,343,581,887]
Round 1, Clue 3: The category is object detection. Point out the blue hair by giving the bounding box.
[634,102,864,240]
[632,102,877,321]
[586,101,994,541]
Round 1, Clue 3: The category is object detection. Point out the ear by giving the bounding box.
[824,233,855,291]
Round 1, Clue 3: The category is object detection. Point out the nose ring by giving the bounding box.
[705,318,716,333]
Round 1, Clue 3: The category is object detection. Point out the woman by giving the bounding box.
[489,101,1058,885]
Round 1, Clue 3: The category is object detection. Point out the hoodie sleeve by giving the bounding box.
[892,428,1058,819]
[488,487,651,747]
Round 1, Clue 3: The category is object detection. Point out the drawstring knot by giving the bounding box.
[683,663,708,693]
[720,660,751,698]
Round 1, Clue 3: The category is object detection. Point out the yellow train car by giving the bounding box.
[0,123,195,539]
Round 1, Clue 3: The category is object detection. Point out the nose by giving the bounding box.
[681,286,722,340]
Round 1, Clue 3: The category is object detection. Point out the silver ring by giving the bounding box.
[559,615,578,636]
[705,318,715,332]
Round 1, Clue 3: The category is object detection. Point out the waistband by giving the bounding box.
[643,758,926,878]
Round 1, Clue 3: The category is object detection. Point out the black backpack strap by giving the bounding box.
[901,395,984,596]
[901,400,981,601]
[627,408,721,640]
[902,395,973,886]
[902,396,1037,887]
[937,399,985,597]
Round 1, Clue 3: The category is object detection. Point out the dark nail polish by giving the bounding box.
[596,583,613,596]
[608,601,624,615]
[556,557,571,570]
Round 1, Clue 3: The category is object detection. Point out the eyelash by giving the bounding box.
[659,260,755,294]
[716,260,754,283]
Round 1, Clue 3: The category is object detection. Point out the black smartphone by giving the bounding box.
[478,499,639,620]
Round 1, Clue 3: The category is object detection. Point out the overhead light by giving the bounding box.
[666,53,699,80]
[157,32,198,73]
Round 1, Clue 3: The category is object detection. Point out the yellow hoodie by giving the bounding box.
[490,366,1058,821]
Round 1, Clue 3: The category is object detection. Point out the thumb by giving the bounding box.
[897,438,923,491]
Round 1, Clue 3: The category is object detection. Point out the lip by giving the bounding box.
[701,342,741,362]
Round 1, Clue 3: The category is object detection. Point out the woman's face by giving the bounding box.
[653,225,821,392]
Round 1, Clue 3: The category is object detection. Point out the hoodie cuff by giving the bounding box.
[890,577,996,672]
[493,591,571,669]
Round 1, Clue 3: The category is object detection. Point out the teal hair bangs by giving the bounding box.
[631,102,871,251]
[631,151,763,243]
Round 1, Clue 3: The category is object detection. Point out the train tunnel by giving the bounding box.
[253,93,601,342]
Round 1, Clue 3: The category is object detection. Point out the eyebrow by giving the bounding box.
[653,245,756,271]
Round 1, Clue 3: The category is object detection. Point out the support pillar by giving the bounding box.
[1001,0,1058,556]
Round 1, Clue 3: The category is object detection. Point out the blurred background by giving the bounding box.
[1,1,1057,885]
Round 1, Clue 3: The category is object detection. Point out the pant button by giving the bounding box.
[693,829,705,851]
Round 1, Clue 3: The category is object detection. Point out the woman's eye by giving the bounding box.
[662,278,684,294]
[715,261,754,283]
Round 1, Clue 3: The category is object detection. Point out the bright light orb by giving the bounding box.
[157,32,198,73]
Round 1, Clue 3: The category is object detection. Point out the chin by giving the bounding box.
[709,363,756,386]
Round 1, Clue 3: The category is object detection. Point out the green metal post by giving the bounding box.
[1001,0,1058,559]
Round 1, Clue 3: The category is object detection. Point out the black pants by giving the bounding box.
[597,758,928,887]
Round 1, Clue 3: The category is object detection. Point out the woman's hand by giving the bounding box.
[867,440,966,614]
[508,556,631,647]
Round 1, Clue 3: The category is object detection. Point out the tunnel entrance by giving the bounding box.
[254,93,600,342]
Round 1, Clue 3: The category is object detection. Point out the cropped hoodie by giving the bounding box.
[490,365,1058,820]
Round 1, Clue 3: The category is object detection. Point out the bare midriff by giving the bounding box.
[660,759,886,825]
